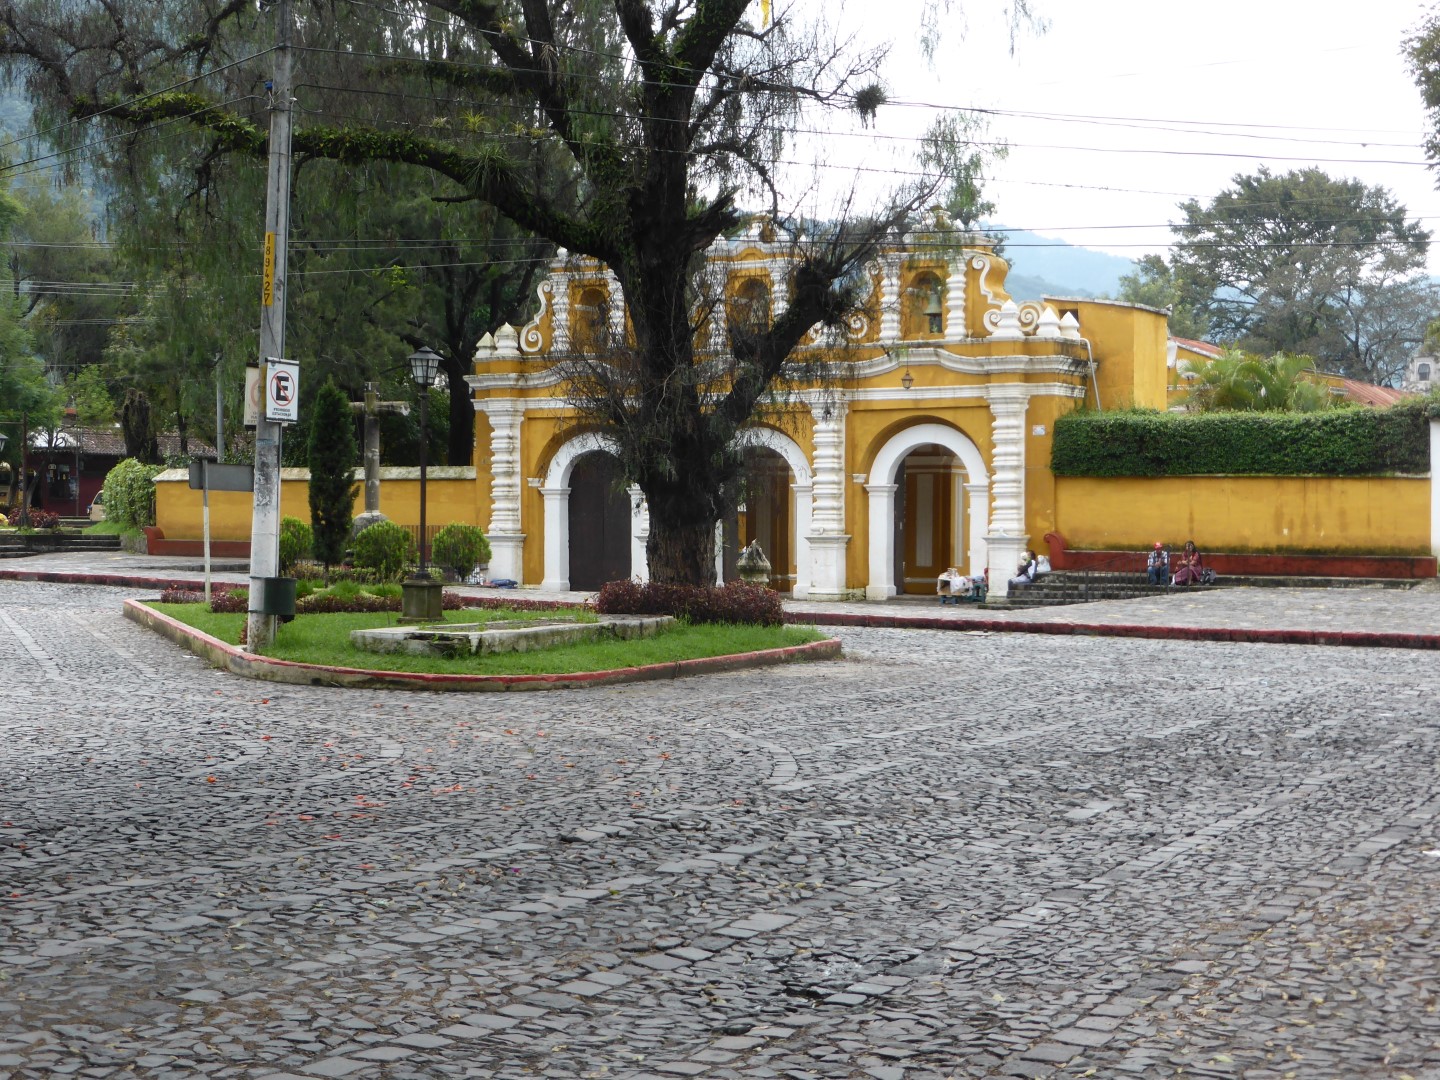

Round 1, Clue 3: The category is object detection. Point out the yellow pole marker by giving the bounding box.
[262,231,275,307]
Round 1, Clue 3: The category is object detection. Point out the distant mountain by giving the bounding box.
[988,228,1139,302]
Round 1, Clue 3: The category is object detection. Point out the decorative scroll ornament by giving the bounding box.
[519,279,554,354]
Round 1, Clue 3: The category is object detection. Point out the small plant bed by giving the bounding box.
[146,602,827,678]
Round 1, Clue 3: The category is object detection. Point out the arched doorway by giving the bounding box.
[893,444,963,594]
[567,451,632,590]
[866,422,989,600]
[722,447,793,590]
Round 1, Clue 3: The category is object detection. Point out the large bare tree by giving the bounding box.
[0,0,1019,582]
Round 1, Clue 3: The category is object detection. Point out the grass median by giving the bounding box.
[149,603,825,677]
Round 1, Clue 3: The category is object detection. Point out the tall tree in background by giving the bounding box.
[307,378,358,575]
[1111,254,1208,341]
[1168,167,1433,384]
[0,0,1023,583]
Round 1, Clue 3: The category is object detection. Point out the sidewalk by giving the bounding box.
[3,549,1438,648]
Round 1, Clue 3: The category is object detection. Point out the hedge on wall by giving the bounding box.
[1051,401,1431,478]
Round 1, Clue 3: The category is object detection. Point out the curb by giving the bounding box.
[122,599,843,692]
[7,569,1436,653]
[787,611,1440,651]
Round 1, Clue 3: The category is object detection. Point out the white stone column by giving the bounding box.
[1431,418,1440,558]
[805,396,852,599]
[540,486,570,591]
[790,482,813,597]
[865,483,899,601]
[878,254,902,342]
[964,481,990,579]
[628,484,650,581]
[714,520,725,584]
[984,385,1030,600]
[479,399,525,582]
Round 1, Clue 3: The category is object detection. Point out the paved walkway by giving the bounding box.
[4,549,1439,640]
[3,577,1440,1078]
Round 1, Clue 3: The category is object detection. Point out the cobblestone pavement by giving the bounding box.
[5,579,1440,1079]
[8,549,1440,637]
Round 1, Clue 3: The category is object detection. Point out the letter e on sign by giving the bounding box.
[265,359,300,423]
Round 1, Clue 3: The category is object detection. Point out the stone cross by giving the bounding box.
[349,382,410,532]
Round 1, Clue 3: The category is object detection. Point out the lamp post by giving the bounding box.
[400,346,443,623]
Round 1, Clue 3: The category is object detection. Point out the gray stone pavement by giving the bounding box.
[4,578,1440,1078]
[7,547,1440,637]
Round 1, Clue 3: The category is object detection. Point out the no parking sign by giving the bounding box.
[264,358,299,423]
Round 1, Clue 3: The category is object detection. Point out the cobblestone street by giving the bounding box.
[4,580,1440,1079]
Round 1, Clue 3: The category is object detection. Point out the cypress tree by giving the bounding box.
[307,379,358,575]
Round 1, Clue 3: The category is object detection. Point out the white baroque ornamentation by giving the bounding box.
[984,299,1045,338]
[878,253,902,343]
[970,254,1002,307]
[482,400,525,535]
[519,279,554,354]
[945,259,966,338]
[808,397,849,536]
[605,269,626,340]
[986,386,1029,537]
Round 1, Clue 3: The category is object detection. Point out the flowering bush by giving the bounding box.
[596,579,782,626]
[460,595,590,614]
[208,588,250,614]
[5,508,60,529]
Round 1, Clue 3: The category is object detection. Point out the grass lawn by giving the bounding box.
[148,603,824,676]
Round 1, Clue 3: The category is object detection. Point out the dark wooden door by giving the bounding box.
[568,452,631,590]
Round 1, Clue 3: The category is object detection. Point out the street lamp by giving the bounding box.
[400,345,443,623]
[407,345,442,574]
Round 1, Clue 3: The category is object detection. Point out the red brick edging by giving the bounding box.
[122,599,843,692]
[787,611,1440,651]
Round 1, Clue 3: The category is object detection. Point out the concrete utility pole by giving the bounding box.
[246,0,294,651]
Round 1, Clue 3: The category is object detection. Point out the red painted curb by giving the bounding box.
[784,610,1440,651]
[123,599,842,691]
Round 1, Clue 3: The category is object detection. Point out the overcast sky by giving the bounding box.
[801,0,1440,273]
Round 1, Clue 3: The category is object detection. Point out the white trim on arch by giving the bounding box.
[738,426,814,596]
[864,422,989,600]
[540,432,647,591]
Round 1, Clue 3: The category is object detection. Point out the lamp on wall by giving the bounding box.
[900,363,914,391]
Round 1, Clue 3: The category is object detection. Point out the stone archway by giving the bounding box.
[541,432,647,591]
[865,423,989,601]
[724,427,814,595]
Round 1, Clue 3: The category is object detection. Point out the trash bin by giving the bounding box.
[253,576,297,623]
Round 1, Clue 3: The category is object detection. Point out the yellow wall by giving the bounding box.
[155,471,479,541]
[1055,475,1430,554]
[1048,299,1169,411]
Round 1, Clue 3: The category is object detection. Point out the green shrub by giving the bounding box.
[431,522,491,578]
[351,520,416,582]
[278,516,313,576]
[101,458,164,528]
[596,580,784,626]
[1051,401,1430,478]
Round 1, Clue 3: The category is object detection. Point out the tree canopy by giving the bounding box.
[1165,167,1434,385]
[0,0,1018,583]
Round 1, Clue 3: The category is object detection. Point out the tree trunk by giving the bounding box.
[445,355,474,466]
[645,511,718,586]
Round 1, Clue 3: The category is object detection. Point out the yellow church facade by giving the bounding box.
[467,222,1174,600]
